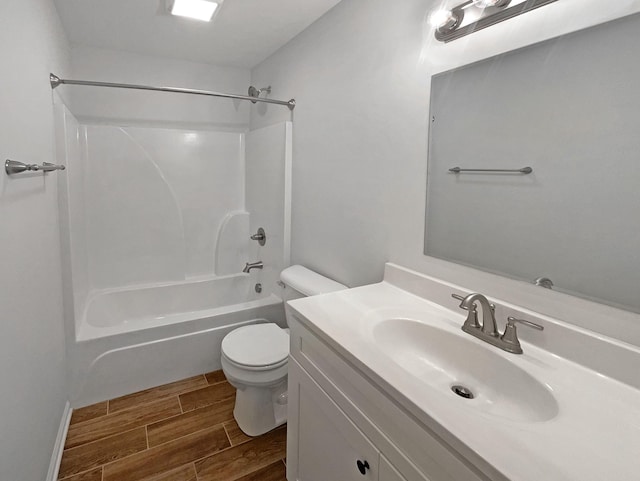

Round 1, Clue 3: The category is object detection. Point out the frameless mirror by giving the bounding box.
[425,13,640,313]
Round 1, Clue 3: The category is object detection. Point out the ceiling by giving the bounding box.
[54,0,343,68]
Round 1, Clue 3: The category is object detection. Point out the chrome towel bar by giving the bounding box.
[5,159,66,175]
[449,166,533,174]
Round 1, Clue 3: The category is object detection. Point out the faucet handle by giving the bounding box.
[500,317,544,354]
[250,227,266,246]
[507,317,544,331]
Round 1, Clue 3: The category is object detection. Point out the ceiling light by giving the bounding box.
[171,0,219,22]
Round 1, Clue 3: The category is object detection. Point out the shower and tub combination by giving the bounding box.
[54,74,294,407]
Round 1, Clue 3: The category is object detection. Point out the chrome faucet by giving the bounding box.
[243,261,263,273]
[452,293,543,354]
[457,293,498,337]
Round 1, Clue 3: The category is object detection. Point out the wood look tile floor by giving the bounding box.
[59,372,287,481]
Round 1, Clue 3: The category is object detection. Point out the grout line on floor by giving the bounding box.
[62,425,147,455]
[222,423,232,446]
[58,465,101,481]
[178,394,184,414]
[208,378,227,386]
[106,377,215,414]
[60,426,151,477]
[189,425,286,472]
[69,397,180,434]
[145,425,149,449]
[191,439,239,468]
[140,421,231,452]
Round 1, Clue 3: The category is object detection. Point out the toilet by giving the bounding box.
[221,265,347,436]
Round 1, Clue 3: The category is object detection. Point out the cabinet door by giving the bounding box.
[380,455,417,481]
[289,359,379,481]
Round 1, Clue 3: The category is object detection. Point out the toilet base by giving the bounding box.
[233,381,288,437]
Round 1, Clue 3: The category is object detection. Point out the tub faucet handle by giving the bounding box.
[250,228,266,246]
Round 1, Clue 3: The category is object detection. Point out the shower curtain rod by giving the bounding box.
[49,73,296,111]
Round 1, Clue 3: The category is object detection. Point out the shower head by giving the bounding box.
[248,85,272,103]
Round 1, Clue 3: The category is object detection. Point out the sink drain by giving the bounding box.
[451,385,475,399]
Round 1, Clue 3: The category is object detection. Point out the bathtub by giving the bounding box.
[78,273,277,340]
[69,274,285,407]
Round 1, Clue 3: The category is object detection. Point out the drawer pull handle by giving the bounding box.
[356,460,370,475]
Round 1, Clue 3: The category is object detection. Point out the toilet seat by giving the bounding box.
[221,323,289,370]
[222,354,287,371]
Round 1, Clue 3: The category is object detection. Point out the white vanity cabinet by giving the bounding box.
[286,314,489,481]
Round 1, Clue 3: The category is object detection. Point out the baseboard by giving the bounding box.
[46,401,71,481]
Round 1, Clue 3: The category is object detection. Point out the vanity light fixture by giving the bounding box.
[170,0,220,22]
[432,0,558,43]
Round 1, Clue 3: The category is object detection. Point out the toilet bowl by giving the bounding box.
[220,265,347,436]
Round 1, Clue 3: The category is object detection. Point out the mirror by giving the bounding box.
[425,13,640,314]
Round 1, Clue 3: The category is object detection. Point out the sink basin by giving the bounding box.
[372,318,558,423]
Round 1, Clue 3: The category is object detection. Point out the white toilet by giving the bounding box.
[221,265,347,436]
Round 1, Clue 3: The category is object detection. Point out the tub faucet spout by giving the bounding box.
[243,261,263,273]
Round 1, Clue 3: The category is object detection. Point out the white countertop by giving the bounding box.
[287,280,640,481]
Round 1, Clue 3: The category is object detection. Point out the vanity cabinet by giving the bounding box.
[290,356,411,481]
[286,314,489,481]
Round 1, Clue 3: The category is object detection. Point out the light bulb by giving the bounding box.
[472,0,510,7]
[429,9,463,33]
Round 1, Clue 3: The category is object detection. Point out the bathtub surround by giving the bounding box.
[245,122,293,293]
[55,49,294,406]
[57,370,287,481]
[0,1,72,480]
[250,0,640,343]
[83,125,244,287]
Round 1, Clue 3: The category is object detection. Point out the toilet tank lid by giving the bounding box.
[280,265,348,296]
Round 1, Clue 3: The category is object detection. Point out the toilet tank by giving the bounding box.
[280,265,347,301]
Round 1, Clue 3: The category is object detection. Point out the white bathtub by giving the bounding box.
[80,274,271,339]
[69,274,285,406]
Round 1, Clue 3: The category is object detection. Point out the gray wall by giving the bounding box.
[0,0,71,479]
